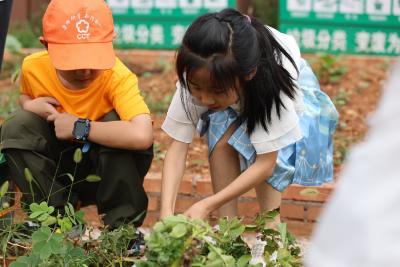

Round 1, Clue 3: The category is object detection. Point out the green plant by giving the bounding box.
[136,212,302,267]
[0,88,20,121]
[92,224,139,266]
[155,57,173,74]
[153,143,166,161]
[332,87,349,108]
[252,0,278,28]
[144,92,173,114]
[9,226,90,267]
[311,53,348,84]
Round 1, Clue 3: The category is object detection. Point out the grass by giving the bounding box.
[0,89,20,122]
[144,92,173,115]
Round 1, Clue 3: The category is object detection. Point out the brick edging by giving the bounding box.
[143,172,335,237]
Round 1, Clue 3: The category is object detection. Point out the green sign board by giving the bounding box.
[280,0,400,55]
[107,0,235,49]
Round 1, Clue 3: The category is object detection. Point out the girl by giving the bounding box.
[160,8,338,220]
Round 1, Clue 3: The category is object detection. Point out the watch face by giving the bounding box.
[73,120,89,140]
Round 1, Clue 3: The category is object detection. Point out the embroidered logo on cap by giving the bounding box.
[76,19,90,39]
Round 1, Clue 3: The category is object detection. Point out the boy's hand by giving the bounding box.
[22,97,60,119]
[47,112,78,140]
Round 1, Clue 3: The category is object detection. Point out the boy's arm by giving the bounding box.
[88,113,153,150]
[160,138,189,219]
[47,112,153,150]
[19,94,60,119]
[184,151,278,219]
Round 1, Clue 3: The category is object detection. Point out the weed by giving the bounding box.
[153,143,166,161]
[311,53,348,84]
[144,92,173,114]
[0,89,20,121]
[332,87,349,108]
[155,56,172,74]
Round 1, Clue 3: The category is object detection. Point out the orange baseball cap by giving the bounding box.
[42,0,116,70]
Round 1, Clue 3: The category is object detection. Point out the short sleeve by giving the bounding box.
[161,82,207,143]
[19,59,32,96]
[108,61,150,121]
[250,93,302,154]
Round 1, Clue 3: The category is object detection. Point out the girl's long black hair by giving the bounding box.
[176,8,298,135]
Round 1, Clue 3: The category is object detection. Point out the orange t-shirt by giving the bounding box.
[20,51,150,121]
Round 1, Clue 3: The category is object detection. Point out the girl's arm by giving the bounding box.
[184,151,278,219]
[160,138,190,218]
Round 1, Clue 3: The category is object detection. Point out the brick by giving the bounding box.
[284,219,316,237]
[282,184,335,202]
[196,179,214,196]
[238,200,260,217]
[143,211,159,227]
[80,205,103,228]
[179,179,193,194]
[307,205,323,222]
[242,189,257,198]
[144,173,161,193]
[148,196,159,212]
[280,203,305,220]
[144,173,193,194]
[175,196,198,213]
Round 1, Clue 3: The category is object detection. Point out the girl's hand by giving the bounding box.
[47,112,78,140]
[22,97,60,119]
[184,199,213,220]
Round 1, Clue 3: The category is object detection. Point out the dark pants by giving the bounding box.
[0,110,153,228]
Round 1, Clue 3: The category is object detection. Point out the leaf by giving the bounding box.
[24,168,34,183]
[29,211,44,219]
[75,210,86,224]
[9,256,32,267]
[299,188,320,197]
[85,174,101,182]
[170,223,187,238]
[30,203,41,212]
[42,216,57,226]
[48,206,54,214]
[0,180,9,198]
[73,148,83,163]
[59,172,75,182]
[236,254,251,267]
[67,203,75,216]
[278,223,288,248]
[34,240,52,260]
[32,227,52,243]
[37,213,49,222]
[5,34,22,53]
[132,209,146,223]
[39,201,49,210]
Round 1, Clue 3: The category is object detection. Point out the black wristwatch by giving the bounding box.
[72,118,91,141]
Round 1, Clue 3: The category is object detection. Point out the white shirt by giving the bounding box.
[162,27,303,154]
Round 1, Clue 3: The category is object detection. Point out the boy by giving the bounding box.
[0,0,153,228]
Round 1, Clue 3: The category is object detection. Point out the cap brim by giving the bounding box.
[48,42,115,70]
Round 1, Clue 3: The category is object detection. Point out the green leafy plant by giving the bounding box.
[144,92,173,114]
[311,53,348,84]
[9,226,90,267]
[136,213,301,267]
